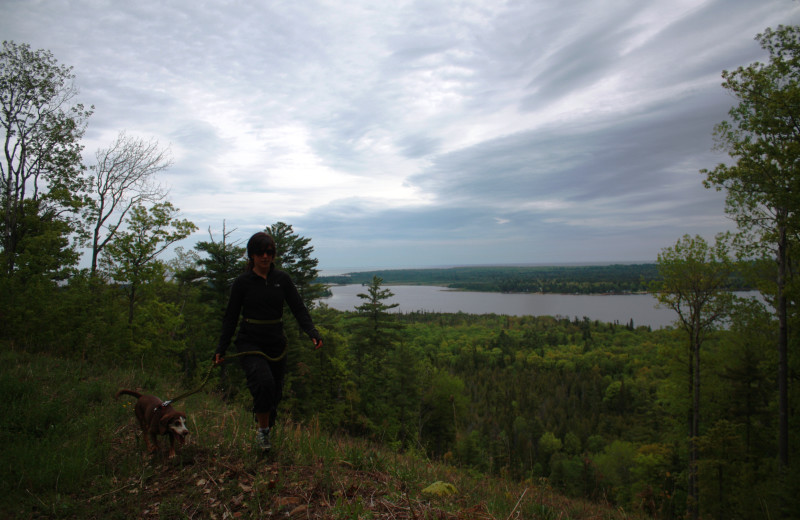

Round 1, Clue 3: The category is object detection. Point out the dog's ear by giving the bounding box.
[159,412,174,435]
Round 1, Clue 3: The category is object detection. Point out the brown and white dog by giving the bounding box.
[115,389,189,458]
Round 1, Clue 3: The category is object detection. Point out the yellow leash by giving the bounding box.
[161,349,285,407]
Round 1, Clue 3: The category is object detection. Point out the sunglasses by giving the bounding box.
[254,249,275,257]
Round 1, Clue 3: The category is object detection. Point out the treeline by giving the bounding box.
[317,264,754,294]
[317,264,662,294]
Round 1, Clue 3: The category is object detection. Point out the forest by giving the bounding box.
[2,26,800,520]
[316,264,663,294]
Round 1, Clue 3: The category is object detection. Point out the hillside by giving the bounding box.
[0,346,643,520]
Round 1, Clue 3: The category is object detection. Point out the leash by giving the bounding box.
[159,349,285,409]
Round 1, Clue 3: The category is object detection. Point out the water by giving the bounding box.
[321,284,679,329]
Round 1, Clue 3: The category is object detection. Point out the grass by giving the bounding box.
[0,344,644,519]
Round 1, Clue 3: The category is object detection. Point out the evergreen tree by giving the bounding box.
[194,221,246,313]
[266,221,323,308]
[345,276,405,436]
[350,276,400,379]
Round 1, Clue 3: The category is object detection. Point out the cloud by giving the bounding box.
[1,0,798,269]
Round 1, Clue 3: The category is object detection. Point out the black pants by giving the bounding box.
[238,350,287,428]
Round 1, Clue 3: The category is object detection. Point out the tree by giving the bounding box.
[344,276,405,435]
[101,202,197,324]
[702,25,800,470]
[194,221,245,312]
[4,198,80,282]
[351,276,400,377]
[1,41,93,274]
[265,221,323,307]
[651,233,734,520]
[85,131,170,275]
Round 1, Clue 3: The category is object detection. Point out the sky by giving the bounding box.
[2,0,799,272]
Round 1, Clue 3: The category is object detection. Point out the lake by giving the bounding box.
[320,284,679,329]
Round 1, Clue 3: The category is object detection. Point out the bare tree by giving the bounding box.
[85,131,171,275]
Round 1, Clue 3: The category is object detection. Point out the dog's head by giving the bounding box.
[160,411,189,441]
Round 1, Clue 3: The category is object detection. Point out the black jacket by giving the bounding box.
[216,265,320,357]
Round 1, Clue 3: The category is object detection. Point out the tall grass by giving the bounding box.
[0,348,128,517]
[0,344,642,519]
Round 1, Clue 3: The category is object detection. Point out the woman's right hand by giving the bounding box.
[213,353,224,365]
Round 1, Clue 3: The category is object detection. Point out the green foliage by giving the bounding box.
[3,262,797,517]
[267,221,324,307]
[1,40,93,276]
[651,233,736,516]
[101,202,197,324]
[702,24,800,472]
[4,199,82,282]
[192,222,246,313]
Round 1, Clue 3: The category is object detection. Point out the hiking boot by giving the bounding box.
[257,427,271,451]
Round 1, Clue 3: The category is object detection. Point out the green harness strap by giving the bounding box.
[243,317,283,325]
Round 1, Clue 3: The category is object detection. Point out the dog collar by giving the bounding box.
[153,400,173,413]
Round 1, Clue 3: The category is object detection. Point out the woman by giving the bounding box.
[214,231,323,451]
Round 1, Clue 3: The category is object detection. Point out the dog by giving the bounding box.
[115,389,189,458]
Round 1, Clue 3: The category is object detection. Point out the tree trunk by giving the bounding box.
[687,336,697,520]
[692,329,701,520]
[777,224,788,469]
[128,283,136,325]
[687,328,700,520]
[91,224,101,275]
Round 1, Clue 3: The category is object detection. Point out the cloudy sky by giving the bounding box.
[3,0,799,271]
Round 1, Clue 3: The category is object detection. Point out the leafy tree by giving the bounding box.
[702,25,800,470]
[101,202,196,324]
[385,337,422,449]
[651,233,734,520]
[84,131,170,275]
[418,367,467,457]
[594,440,638,506]
[1,41,93,275]
[5,199,80,283]
[0,202,79,346]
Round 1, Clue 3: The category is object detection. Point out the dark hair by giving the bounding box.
[246,232,276,271]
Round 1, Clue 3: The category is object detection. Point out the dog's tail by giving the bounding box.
[115,389,142,400]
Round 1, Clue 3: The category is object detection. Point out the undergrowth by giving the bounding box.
[0,344,642,519]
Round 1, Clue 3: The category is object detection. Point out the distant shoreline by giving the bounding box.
[315,263,753,296]
[315,263,663,296]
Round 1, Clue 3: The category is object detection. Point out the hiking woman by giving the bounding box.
[214,231,323,451]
